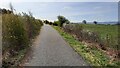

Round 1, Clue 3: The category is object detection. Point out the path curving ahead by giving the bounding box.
[23,24,89,66]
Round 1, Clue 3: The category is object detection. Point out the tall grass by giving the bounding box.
[2,13,43,67]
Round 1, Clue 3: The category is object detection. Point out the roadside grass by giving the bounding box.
[53,26,119,66]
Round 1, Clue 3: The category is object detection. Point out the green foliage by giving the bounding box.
[82,20,87,24]
[44,20,53,25]
[57,15,70,27]
[52,15,70,27]
[22,13,43,39]
[53,21,60,26]
[44,20,49,24]
[93,21,97,24]
[0,8,13,14]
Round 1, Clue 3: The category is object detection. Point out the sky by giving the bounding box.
[0,0,119,22]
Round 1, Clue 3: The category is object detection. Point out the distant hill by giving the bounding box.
[98,22,118,25]
[71,21,118,25]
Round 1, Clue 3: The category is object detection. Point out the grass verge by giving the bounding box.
[53,26,119,67]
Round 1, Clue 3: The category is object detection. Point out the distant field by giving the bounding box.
[79,24,118,49]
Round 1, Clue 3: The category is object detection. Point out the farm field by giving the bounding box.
[78,24,119,49]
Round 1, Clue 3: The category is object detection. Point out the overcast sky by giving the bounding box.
[0,0,119,22]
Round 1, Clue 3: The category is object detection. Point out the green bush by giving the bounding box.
[22,13,43,39]
[53,21,60,26]
[57,15,70,27]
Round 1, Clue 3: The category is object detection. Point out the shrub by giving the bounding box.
[2,11,43,66]
[63,24,107,49]
[57,15,70,27]
[82,20,87,24]
[22,12,43,39]
[93,21,97,24]
[53,21,60,26]
[44,20,49,24]
[2,14,29,53]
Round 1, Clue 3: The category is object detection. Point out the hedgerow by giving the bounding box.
[2,11,43,67]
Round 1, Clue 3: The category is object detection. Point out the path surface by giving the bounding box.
[23,24,89,66]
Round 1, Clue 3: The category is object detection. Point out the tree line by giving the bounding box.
[43,15,98,27]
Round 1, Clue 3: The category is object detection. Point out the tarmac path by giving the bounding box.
[23,24,89,66]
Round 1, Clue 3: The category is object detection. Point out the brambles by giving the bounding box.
[63,24,101,44]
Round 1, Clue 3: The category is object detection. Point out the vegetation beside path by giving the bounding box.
[53,26,119,66]
[2,8,43,67]
[49,15,119,66]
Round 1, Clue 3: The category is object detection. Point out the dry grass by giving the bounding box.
[2,13,43,67]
